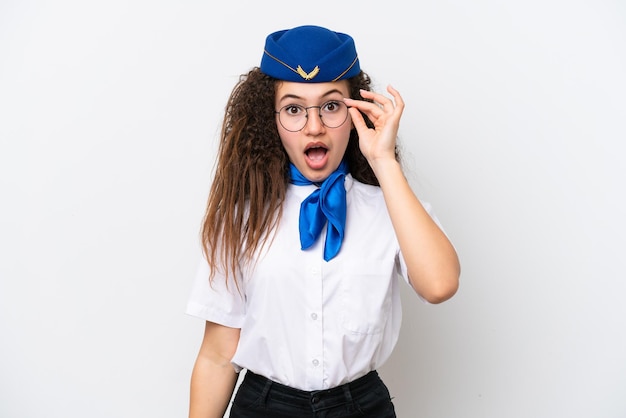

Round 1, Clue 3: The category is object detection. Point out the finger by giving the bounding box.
[347,105,366,129]
[344,95,381,112]
[362,86,404,124]
[358,88,396,111]
[347,106,371,136]
[344,98,385,121]
[386,85,405,113]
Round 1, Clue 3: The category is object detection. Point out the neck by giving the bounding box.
[289,161,349,186]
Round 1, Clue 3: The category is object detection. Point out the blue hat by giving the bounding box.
[260,25,360,83]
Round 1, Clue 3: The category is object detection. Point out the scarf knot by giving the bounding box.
[289,161,349,261]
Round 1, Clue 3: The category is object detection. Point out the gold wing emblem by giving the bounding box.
[296,65,320,80]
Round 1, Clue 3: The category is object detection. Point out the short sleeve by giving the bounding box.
[185,257,246,329]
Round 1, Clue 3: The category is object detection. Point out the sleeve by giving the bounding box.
[185,256,246,329]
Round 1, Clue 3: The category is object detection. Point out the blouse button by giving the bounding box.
[311,313,318,320]
[312,359,319,367]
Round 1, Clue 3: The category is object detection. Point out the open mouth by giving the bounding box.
[305,145,328,162]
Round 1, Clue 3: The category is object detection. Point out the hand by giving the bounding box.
[344,85,405,166]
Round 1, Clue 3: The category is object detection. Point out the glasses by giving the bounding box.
[275,100,350,132]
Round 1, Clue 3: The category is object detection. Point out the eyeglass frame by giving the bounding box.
[274,100,350,132]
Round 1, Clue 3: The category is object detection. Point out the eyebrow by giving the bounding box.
[277,88,346,104]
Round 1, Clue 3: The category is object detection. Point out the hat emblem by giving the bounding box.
[296,65,320,80]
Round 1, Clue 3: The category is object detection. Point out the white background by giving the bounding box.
[1,1,625,417]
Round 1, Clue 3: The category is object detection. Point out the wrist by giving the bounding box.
[369,157,403,183]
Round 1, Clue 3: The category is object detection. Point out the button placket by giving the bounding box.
[304,258,324,388]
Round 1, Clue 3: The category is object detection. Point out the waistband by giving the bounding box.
[242,370,381,408]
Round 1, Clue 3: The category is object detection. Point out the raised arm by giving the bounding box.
[345,86,460,303]
[189,321,241,418]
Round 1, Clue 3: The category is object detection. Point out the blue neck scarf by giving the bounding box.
[289,161,349,261]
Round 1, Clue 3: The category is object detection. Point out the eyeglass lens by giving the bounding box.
[277,101,349,132]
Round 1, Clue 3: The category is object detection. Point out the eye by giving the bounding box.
[322,100,342,113]
[283,104,305,116]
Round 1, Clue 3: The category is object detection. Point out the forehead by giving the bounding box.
[275,80,350,103]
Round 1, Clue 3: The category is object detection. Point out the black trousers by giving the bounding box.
[230,370,396,418]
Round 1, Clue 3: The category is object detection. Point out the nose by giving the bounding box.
[303,108,325,134]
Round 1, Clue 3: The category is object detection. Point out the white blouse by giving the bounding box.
[186,175,438,391]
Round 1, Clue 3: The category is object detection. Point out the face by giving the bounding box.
[275,80,352,183]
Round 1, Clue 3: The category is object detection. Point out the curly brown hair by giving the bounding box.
[201,67,398,284]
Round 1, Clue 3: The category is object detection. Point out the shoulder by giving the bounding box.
[346,175,385,204]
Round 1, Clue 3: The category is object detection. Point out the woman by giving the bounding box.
[187,24,460,417]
